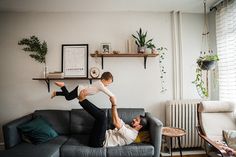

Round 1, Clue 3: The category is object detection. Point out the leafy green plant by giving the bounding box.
[197,54,219,68]
[18,36,47,64]
[192,54,219,98]
[132,28,153,47]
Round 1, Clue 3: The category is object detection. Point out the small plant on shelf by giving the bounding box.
[18,35,48,64]
[132,28,153,53]
[18,35,48,77]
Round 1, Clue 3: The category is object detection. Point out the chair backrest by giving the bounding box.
[197,101,236,141]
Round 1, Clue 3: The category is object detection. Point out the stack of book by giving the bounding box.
[47,72,64,78]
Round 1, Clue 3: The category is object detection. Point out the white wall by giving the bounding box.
[0,11,206,143]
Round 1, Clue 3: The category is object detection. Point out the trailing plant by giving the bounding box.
[192,67,208,97]
[132,28,153,47]
[192,54,219,98]
[158,47,167,93]
[18,35,48,64]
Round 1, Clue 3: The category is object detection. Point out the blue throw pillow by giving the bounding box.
[18,116,58,144]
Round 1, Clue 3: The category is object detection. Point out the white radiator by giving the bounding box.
[165,100,203,148]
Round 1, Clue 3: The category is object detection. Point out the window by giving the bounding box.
[216,0,236,100]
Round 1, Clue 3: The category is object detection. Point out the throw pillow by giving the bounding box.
[18,116,58,144]
[134,131,150,143]
[223,130,236,150]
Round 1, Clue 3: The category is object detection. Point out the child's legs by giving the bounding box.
[56,86,78,100]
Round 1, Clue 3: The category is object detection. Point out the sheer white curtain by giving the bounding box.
[216,0,236,101]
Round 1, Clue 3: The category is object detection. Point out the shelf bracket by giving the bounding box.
[101,56,104,69]
[44,79,50,93]
[89,79,92,84]
[144,56,147,69]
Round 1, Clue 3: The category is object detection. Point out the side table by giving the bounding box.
[162,127,186,157]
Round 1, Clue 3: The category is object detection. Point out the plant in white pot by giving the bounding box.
[132,28,153,53]
[18,35,48,77]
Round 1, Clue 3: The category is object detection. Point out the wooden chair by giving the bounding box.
[196,101,236,157]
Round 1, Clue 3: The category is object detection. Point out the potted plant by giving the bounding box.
[18,35,48,77]
[197,54,219,70]
[192,53,219,98]
[132,28,153,53]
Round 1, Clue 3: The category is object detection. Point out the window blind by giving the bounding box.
[216,0,236,101]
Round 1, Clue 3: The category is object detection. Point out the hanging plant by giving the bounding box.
[18,35,48,64]
[197,53,219,70]
[192,0,219,98]
[192,53,219,98]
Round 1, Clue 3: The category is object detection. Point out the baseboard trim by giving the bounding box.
[161,149,206,157]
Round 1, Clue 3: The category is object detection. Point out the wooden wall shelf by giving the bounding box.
[33,77,100,92]
[90,53,158,69]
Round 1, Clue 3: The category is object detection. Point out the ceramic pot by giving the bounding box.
[198,60,216,70]
[138,46,146,53]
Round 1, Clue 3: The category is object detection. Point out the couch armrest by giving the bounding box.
[3,114,32,149]
[146,112,163,157]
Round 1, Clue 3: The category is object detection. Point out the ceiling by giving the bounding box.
[0,0,220,13]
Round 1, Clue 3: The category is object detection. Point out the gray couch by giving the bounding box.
[0,108,163,157]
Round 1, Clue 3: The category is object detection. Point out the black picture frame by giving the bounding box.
[62,44,88,78]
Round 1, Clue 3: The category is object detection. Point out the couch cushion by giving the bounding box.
[107,143,154,157]
[107,108,145,129]
[18,116,58,144]
[33,110,70,135]
[0,135,68,157]
[61,135,106,157]
[71,109,107,134]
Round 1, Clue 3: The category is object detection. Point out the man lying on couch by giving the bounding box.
[78,89,148,147]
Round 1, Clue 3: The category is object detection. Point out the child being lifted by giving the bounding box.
[51,71,114,100]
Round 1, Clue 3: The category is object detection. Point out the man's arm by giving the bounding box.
[110,97,122,129]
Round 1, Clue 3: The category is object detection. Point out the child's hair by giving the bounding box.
[101,72,113,82]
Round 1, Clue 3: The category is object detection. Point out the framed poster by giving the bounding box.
[62,44,88,78]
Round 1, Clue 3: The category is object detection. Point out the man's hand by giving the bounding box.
[110,96,122,129]
[78,89,88,102]
[110,96,117,106]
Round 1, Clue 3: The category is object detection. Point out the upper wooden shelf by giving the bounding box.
[90,53,158,57]
[90,53,158,69]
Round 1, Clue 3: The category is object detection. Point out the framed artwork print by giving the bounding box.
[100,43,111,53]
[62,44,88,78]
